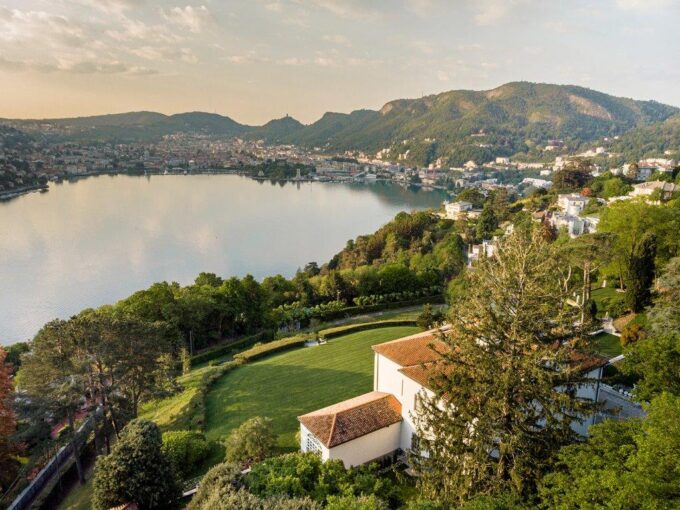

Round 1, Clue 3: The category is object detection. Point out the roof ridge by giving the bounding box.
[328,413,338,445]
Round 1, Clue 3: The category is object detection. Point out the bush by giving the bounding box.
[224,417,277,465]
[246,453,398,505]
[416,304,445,329]
[600,294,628,318]
[234,335,310,363]
[162,430,210,479]
[93,419,181,510]
[187,462,243,510]
[325,495,389,510]
[191,330,275,365]
[319,320,418,340]
[407,499,444,510]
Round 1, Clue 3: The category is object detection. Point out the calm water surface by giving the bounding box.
[0,174,447,344]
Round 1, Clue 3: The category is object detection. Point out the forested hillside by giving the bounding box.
[4,82,677,164]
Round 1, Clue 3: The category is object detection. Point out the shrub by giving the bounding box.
[191,330,275,365]
[246,453,397,505]
[187,462,243,510]
[225,416,277,465]
[620,323,647,346]
[407,499,444,510]
[162,430,210,478]
[234,335,310,363]
[92,419,181,510]
[319,320,417,340]
[416,304,445,329]
[325,495,389,510]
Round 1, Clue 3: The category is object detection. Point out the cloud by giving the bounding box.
[130,45,198,64]
[407,0,436,17]
[278,57,306,65]
[437,70,449,81]
[473,0,526,25]
[302,0,380,19]
[616,0,679,9]
[410,40,435,54]
[314,56,335,66]
[162,5,213,33]
[74,0,145,14]
[0,53,157,75]
[0,8,87,47]
[323,34,351,47]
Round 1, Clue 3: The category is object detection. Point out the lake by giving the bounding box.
[0,174,447,344]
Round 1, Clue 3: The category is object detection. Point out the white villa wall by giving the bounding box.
[374,352,435,450]
[327,421,401,468]
[299,424,330,461]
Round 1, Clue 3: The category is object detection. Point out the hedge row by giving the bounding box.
[191,330,275,365]
[319,320,418,340]
[319,294,445,322]
[182,361,241,431]
[233,334,313,363]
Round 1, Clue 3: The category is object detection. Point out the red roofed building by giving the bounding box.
[298,329,608,468]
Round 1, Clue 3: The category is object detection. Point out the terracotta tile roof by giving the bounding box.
[398,362,438,389]
[568,350,609,373]
[298,391,402,448]
[371,329,449,367]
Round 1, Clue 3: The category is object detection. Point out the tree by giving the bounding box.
[598,199,680,291]
[0,348,18,493]
[647,255,680,334]
[476,203,498,240]
[623,333,680,401]
[20,319,89,483]
[412,229,597,505]
[559,233,615,323]
[93,419,181,510]
[540,393,680,509]
[626,232,656,312]
[187,462,243,510]
[225,416,276,465]
[417,304,445,329]
[552,160,592,191]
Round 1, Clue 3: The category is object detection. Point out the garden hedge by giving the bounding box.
[191,330,275,365]
[319,320,418,340]
[233,334,312,363]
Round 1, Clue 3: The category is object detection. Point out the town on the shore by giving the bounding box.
[2,129,678,205]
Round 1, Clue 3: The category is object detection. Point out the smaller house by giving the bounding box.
[298,392,403,467]
[557,193,589,216]
[630,181,680,201]
[444,201,473,219]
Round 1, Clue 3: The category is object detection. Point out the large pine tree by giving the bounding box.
[412,228,599,505]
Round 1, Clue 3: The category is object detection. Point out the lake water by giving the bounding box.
[0,174,447,344]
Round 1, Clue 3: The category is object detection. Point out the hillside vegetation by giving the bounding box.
[5,82,678,163]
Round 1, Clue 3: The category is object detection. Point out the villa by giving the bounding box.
[298,329,607,468]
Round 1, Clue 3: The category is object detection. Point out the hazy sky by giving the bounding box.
[1,0,679,124]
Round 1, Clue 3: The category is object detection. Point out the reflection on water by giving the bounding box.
[0,174,447,344]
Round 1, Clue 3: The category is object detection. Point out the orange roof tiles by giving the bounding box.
[371,330,449,367]
[298,391,402,448]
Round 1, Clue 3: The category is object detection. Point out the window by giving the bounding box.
[306,433,323,456]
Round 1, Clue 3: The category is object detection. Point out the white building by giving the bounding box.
[522,178,553,190]
[444,201,473,219]
[630,181,680,200]
[557,193,589,216]
[299,330,607,467]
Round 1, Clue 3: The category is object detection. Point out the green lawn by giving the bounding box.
[591,332,623,358]
[204,325,421,450]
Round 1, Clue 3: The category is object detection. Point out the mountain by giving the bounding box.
[608,112,680,160]
[261,82,677,165]
[2,82,678,164]
[4,111,249,143]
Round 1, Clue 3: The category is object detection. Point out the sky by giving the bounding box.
[0,0,679,125]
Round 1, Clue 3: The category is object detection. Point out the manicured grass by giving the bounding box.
[204,326,421,450]
[591,332,623,358]
[139,363,214,431]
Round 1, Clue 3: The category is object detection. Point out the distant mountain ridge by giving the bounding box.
[3,82,678,165]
